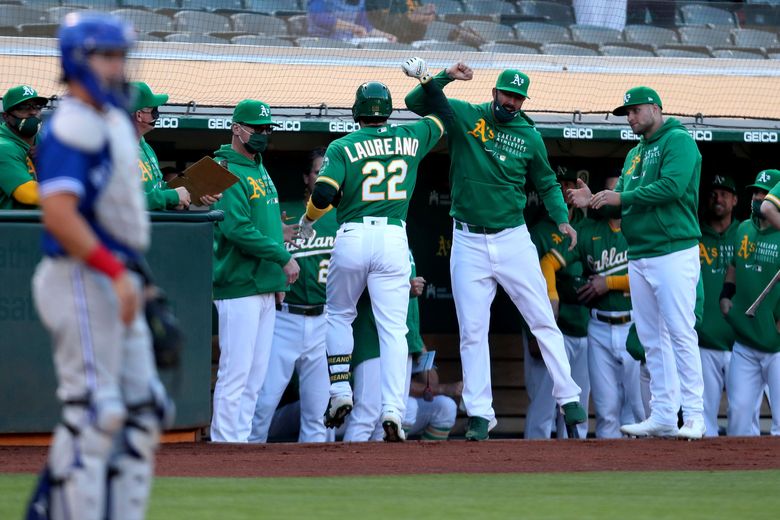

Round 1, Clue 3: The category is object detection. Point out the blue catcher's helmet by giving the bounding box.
[58,12,136,110]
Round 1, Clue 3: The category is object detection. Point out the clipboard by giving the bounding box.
[412,350,436,374]
[168,156,238,201]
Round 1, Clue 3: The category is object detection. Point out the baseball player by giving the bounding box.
[698,175,739,436]
[211,99,300,443]
[404,350,462,440]
[298,80,443,442]
[249,148,336,443]
[0,84,47,209]
[542,173,644,438]
[760,171,780,230]
[27,13,173,519]
[721,169,780,436]
[404,58,586,441]
[525,167,590,439]
[569,86,705,439]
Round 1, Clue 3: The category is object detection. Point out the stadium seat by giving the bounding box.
[358,41,416,49]
[540,42,599,56]
[480,41,540,53]
[769,52,780,60]
[123,1,179,9]
[424,0,465,16]
[465,0,516,16]
[513,21,570,44]
[110,9,174,33]
[515,0,575,26]
[655,46,712,58]
[22,0,61,7]
[0,5,46,27]
[569,24,622,44]
[731,28,778,48]
[244,0,304,16]
[678,3,736,27]
[231,12,288,36]
[164,32,228,43]
[743,3,780,27]
[678,26,733,47]
[424,20,459,41]
[295,37,358,48]
[287,14,307,36]
[17,22,59,37]
[135,33,163,41]
[173,11,231,33]
[47,7,87,23]
[413,40,477,51]
[622,24,679,46]
[61,0,117,8]
[459,20,514,42]
[711,48,767,60]
[231,34,295,46]
[599,43,656,57]
[181,0,244,10]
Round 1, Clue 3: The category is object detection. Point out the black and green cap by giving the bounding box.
[130,81,168,112]
[612,86,662,116]
[2,85,48,112]
[495,69,530,98]
[710,175,737,194]
[747,169,780,192]
[232,99,275,125]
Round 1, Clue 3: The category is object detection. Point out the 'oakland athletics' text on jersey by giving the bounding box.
[316,117,443,224]
[697,220,739,351]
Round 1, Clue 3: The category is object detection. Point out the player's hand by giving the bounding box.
[283,258,300,285]
[275,291,286,305]
[446,62,473,81]
[402,57,431,84]
[298,215,315,240]
[578,275,608,304]
[113,272,139,326]
[566,178,592,209]
[199,193,222,206]
[558,223,577,250]
[174,187,191,208]
[591,189,621,209]
[410,276,426,296]
[720,297,733,316]
[281,212,301,245]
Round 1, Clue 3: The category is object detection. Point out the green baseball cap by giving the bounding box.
[710,174,737,194]
[130,81,168,112]
[495,69,530,98]
[612,86,662,116]
[746,169,780,192]
[555,165,578,182]
[232,99,275,125]
[2,85,48,112]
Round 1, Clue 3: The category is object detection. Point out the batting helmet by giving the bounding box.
[351,82,392,122]
[58,12,135,110]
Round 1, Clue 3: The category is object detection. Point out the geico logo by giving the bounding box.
[154,117,179,129]
[743,131,778,143]
[620,129,641,141]
[208,118,233,130]
[275,120,301,132]
[687,130,713,141]
[563,128,593,139]
[329,121,361,133]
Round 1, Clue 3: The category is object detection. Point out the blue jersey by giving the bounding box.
[36,97,149,261]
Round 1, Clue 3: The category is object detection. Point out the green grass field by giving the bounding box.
[3,470,780,519]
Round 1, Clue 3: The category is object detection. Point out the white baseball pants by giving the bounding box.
[452,223,581,424]
[212,293,276,442]
[325,219,411,420]
[587,315,644,438]
[727,342,780,436]
[249,309,330,443]
[628,246,703,427]
[403,395,458,437]
[699,348,731,437]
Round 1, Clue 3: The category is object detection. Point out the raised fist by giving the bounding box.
[402,57,431,84]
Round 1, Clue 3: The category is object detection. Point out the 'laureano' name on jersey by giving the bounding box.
[344,137,420,163]
[587,247,628,275]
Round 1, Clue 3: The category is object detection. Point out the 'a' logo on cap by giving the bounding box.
[22,86,35,96]
[259,106,269,117]
[511,74,524,86]
[624,93,631,103]
[715,175,726,184]
[758,172,771,182]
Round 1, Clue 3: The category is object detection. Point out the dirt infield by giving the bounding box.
[2,437,779,478]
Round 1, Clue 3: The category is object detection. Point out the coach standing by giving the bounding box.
[569,86,705,439]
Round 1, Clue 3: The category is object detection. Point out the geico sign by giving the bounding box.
[687,130,713,141]
[208,118,233,130]
[563,127,593,139]
[329,121,361,133]
[275,120,301,132]
[744,131,778,143]
[154,117,179,129]
[621,130,641,141]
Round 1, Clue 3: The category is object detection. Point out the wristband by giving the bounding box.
[85,244,125,280]
[719,281,736,301]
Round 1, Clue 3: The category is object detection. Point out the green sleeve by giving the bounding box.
[765,183,780,210]
[0,146,32,195]
[144,180,180,210]
[317,143,348,189]
[527,134,568,225]
[217,181,291,266]
[404,70,454,116]
[412,116,445,156]
[620,133,699,207]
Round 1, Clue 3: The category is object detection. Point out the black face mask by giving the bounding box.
[241,132,268,155]
[492,95,518,123]
[752,199,765,220]
[6,114,42,138]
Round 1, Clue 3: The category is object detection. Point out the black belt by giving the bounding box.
[454,221,505,234]
[595,312,631,325]
[276,303,325,316]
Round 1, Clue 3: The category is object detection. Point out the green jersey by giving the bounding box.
[553,218,632,313]
[531,214,589,338]
[279,199,338,306]
[316,117,443,224]
[726,219,780,353]
[766,182,780,211]
[405,71,569,229]
[697,220,739,351]
[139,136,179,210]
[0,123,36,210]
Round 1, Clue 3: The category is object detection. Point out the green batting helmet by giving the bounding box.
[351,81,392,122]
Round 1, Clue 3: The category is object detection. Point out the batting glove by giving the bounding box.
[298,215,315,241]
[402,57,432,84]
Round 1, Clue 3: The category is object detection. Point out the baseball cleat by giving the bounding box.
[677,418,705,440]
[381,410,406,442]
[562,401,587,426]
[323,394,353,429]
[465,416,496,441]
[620,419,680,438]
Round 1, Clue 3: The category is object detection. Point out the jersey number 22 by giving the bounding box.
[362,160,408,202]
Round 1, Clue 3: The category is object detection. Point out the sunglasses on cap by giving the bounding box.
[12,102,46,112]
[139,107,160,119]
[241,124,273,134]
